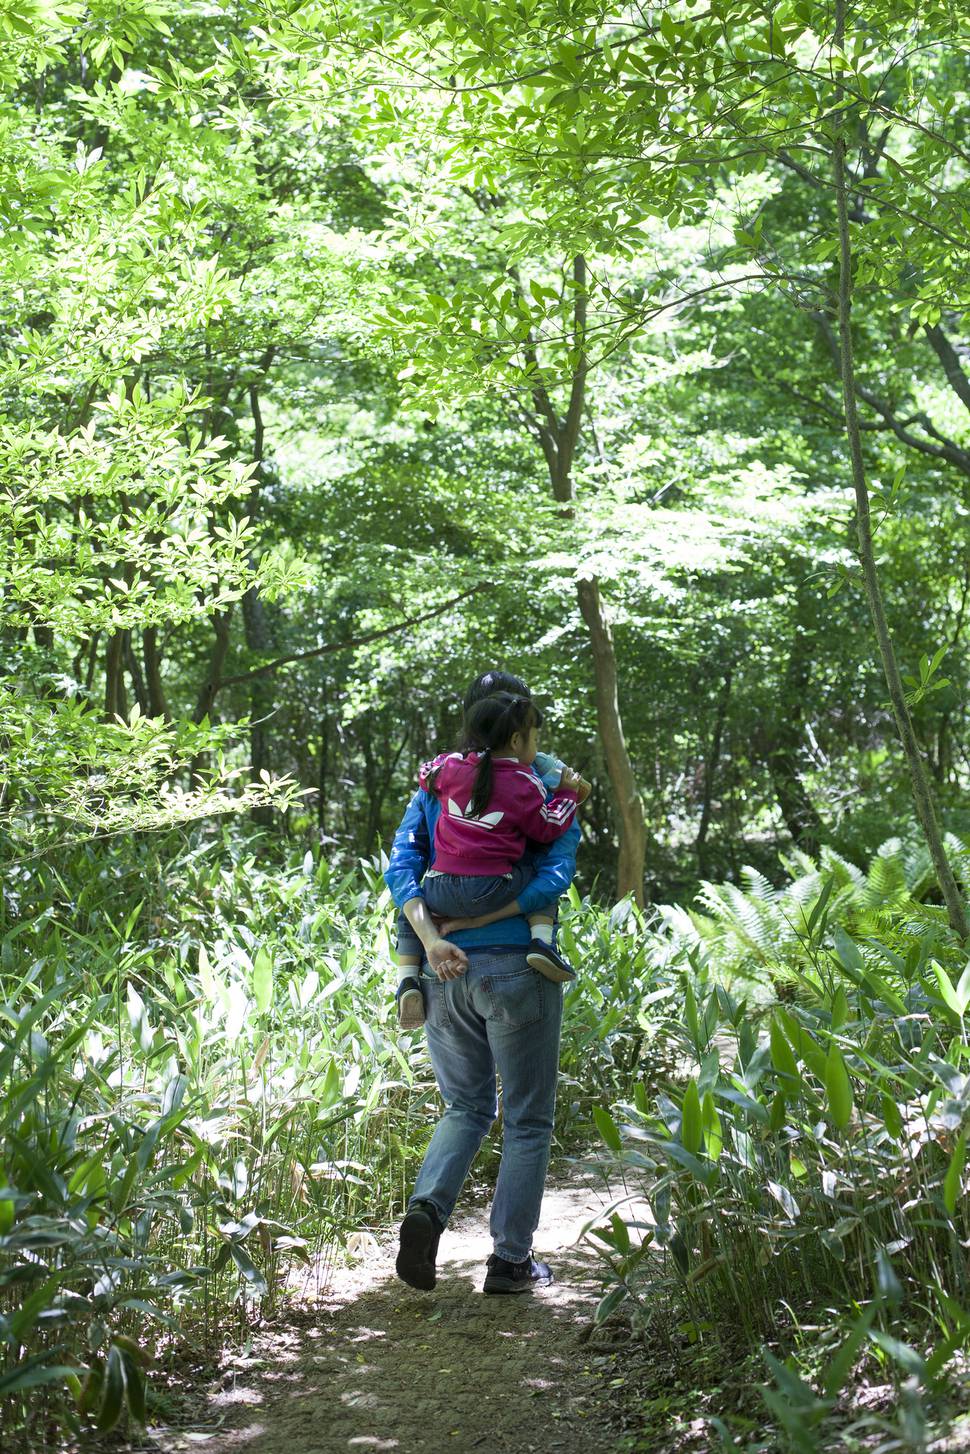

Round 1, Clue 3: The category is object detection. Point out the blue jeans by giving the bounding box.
[409,951,563,1263]
[396,863,552,959]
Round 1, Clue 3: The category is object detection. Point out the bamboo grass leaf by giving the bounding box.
[680,1080,702,1154]
[825,1046,853,1129]
[943,1129,967,1216]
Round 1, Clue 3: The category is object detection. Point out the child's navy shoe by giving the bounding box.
[526,940,576,983]
[396,976,425,1029]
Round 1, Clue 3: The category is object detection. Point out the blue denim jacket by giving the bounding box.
[383,753,579,949]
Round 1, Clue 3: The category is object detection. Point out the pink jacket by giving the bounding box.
[419,752,578,875]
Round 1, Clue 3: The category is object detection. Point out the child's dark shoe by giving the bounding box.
[526,941,576,983]
[396,976,425,1029]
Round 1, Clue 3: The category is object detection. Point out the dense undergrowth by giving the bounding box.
[589,836,970,1452]
[0,827,643,1449]
[4,828,970,1452]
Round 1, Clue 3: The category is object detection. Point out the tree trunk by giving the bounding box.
[696,667,731,877]
[193,608,234,725]
[832,2,968,939]
[143,626,169,720]
[123,630,149,716]
[518,253,647,904]
[241,587,273,786]
[576,577,646,902]
[103,632,125,721]
[242,375,277,827]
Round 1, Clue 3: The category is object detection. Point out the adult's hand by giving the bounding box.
[427,937,468,981]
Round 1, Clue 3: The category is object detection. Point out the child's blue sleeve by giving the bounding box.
[384,790,431,908]
[517,819,580,914]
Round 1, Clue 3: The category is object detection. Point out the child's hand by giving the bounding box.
[560,766,591,803]
[435,916,478,936]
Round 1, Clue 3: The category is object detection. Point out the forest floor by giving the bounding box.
[86,1160,970,1454]
[149,1163,676,1454]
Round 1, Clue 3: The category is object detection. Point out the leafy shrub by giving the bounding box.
[0,833,436,1444]
[587,846,970,1450]
[0,830,641,1446]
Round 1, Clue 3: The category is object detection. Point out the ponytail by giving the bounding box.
[469,746,493,818]
[461,690,544,818]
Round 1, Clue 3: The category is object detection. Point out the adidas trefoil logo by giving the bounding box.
[446,798,504,828]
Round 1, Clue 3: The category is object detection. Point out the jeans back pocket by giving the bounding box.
[481,967,543,1030]
[420,971,451,1029]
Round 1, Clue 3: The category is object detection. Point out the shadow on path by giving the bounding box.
[190,1171,641,1454]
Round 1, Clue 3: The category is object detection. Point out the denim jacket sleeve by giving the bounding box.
[384,789,431,908]
[516,818,580,914]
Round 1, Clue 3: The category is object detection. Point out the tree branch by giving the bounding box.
[812,312,970,475]
[924,324,970,419]
[214,586,486,695]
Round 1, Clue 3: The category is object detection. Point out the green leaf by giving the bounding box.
[0,1359,78,1397]
[806,876,834,937]
[98,1344,127,1432]
[770,1016,799,1079]
[933,960,964,1019]
[881,1093,903,1142]
[610,1212,631,1255]
[595,1285,628,1324]
[593,1104,622,1152]
[869,1329,925,1381]
[681,1080,702,1155]
[875,1247,903,1307]
[825,1045,853,1130]
[253,946,274,1014]
[684,980,700,1048]
[701,1090,722,1160]
[944,1129,967,1216]
[833,926,864,976]
[228,1241,269,1296]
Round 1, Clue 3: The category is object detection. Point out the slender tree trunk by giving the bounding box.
[832,0,968,938]
[518,253,647,904]
[84,632,100,696]
[123,630,149,716]
[243,376,277,827]
[760,592,826,856]
[241,590,273,777]
[576,577,646,901]
[193,608,234,725]
[696,667,731,877]
[317,719,329,833]
[142,626,169,720]
[103,632,125,720]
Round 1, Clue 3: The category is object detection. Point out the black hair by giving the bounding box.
[462,670,531,716]
[464,691,543,817]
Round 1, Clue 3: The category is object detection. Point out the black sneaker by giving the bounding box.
[395,1201,443,1290]
[396,976,425,1030]
[525,940,576,983]
[483,1251,554,1295]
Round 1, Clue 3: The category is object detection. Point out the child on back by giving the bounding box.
[394,691,587,1030]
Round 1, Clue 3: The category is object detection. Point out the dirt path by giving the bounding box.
[179,1168,640,1454]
